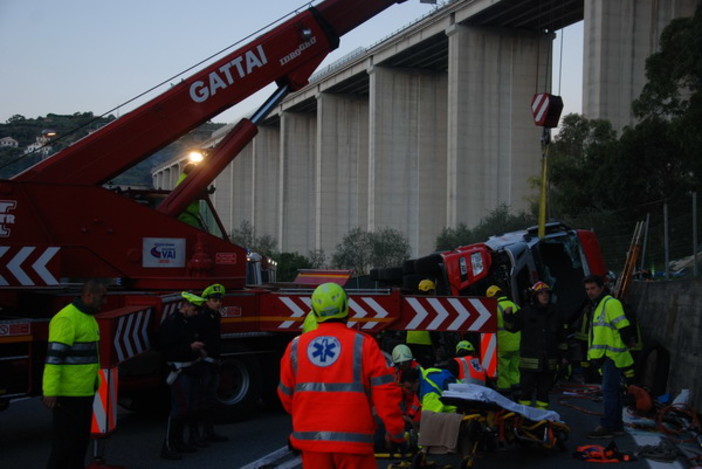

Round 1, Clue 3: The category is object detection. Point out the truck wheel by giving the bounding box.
[214,345,261,421]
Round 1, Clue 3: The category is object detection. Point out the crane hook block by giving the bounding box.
[531,93,563,128]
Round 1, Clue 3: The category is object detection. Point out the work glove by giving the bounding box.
[387,431,408,446]
[623,367,636,387]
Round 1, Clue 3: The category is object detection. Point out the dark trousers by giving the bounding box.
[46,396,94,469]
[170,369,198,417]
[520,370,554,406]
[601,357,624,430]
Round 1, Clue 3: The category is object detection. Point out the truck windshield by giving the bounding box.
[199,198,227,240]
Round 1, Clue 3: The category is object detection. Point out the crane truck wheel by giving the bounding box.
[214,343,261,422]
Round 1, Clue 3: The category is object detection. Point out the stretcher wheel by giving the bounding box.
[555,430,569,452]
[458,455,475,468]
[410,451,426,468]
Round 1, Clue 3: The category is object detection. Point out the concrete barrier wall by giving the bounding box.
[630,278,702,411]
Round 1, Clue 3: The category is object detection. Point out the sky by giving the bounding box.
[0,0,583,126]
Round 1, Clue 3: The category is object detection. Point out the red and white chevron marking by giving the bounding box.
[272,295,494,334]
[481,332,497,378]
[402,297,493,332]
[275,295,391,332]
[349,297,390,330]
[113,308,152,363]
[278,296,311,329]
[0,246,59,286]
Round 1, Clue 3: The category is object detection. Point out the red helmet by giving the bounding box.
[531,281,551,293]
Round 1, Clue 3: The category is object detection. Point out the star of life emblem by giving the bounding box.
[307,336,341,367]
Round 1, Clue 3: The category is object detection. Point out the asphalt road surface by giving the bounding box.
[0,397,292,469]
[0,387,687,469]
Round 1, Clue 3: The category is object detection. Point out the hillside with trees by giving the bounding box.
[0,113,225,185]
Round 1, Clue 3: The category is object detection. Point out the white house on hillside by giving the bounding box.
[0,136,19,148]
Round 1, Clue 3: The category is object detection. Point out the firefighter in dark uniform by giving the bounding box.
[503,281,568,409]
[190,283,229,444]
[159,292,207,460]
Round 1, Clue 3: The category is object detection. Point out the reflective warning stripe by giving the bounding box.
[480,333,497,378]
[91,367,118,435]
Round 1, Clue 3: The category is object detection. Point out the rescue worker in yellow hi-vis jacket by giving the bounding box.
[486,285,521,394]
[584,274,636,439]
[43,279,107,469]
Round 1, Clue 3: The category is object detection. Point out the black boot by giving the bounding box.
[173,417,197,453]
[188,420,209,448]
[161,417,183,460]
[204,415,229,443]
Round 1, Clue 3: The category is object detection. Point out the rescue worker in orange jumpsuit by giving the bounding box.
[446,340,487,386]
[391,344,422,433]
[278,283,406,468]
[391,344,422,381]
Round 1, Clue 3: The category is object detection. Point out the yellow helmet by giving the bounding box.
[202,283,226,299]
[391,344,413,364]
[486,285,502,298]
[418,279,436,292]
[311,283,349,323]
[456,340,475,354]
[181,291,205,306]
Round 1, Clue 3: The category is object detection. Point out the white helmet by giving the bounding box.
[391,344,413,364]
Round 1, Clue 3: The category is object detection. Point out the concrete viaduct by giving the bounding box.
[153,0,697,259]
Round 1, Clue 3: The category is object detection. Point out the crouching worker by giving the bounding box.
[388,344,422,448]
[278,283,406,468]
[446,340,487,386]
[400,366,457,415]
[159,292,207,460]
[400,366,463,455]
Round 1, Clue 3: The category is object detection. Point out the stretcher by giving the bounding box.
[401,383,571,469]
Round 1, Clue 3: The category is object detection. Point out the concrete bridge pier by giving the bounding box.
[447,24,551,230]
[316,93,369,256]
[368,66,448,256]
[583,0,698,131]
[279,111,317,254]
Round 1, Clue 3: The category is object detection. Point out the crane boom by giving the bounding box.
[13,0,407,186]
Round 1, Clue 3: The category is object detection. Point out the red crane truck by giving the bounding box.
[0,0,499,425]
